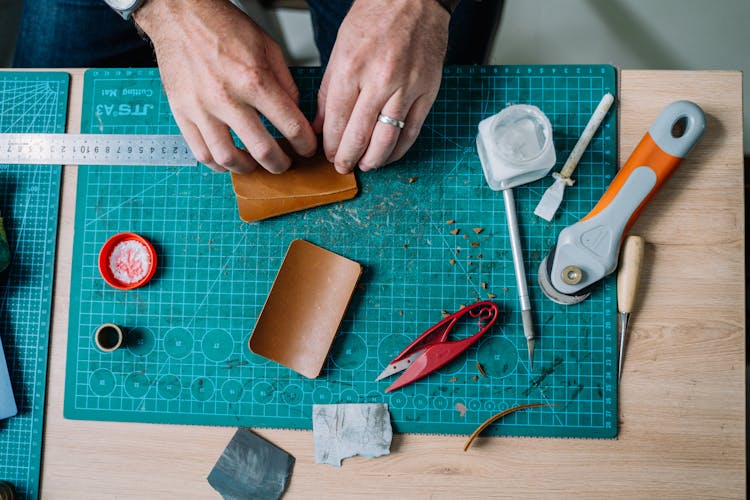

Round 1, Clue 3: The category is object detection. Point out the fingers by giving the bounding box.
[226,105,293,174]
[199,117,259,173]
[179,65,315,175]
[321,77,360,168]
[262,42,320,159]
[249,76,317,160]
[176,117,226,173]
[332,87,387,173]
[386,93,433,164]
[182,103,292,175]
[266,42,300,104]
[358,94,407,171]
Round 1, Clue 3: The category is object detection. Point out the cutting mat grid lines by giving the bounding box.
[0,72,69,500]
[65,66,617,438]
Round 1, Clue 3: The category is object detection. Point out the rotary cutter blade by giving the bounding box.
[537,247,590,305]
[538,101,706,304]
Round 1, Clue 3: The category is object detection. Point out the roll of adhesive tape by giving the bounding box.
[95,323,124,353]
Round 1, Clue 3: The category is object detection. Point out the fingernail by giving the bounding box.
[302,146,317,158]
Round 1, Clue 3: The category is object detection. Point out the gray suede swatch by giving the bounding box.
[208,428,295,500]
[312,403,392,467]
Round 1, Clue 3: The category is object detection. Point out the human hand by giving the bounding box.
[313,0,449,174]
[134,0,317,173]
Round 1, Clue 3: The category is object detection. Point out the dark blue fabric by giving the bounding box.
[13,0,155,67]
[13,0,502,68]
[306,0,504,66]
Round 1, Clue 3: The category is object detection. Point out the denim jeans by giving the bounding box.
[13,0,503,68]
[308,0,504,66]
[13,0,156,67]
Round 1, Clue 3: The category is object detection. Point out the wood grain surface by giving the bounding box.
[32,69,745,498]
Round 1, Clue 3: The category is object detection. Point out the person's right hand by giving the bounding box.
[134,0,317,173]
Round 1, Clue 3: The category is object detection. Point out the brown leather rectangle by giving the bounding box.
[249,239,362,379]
[230,140,358,222]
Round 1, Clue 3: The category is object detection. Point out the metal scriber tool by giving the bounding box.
[476,105,557,370]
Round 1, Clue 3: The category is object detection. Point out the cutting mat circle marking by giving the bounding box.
[191,377,215,401]
[124,372,150,398]
[157,375,182,399]
[414,394,429,409]
[365,391,381,402]
[125,327,155,356]
[476,336,518,379]
[330,333,367,370]
[222,379,244,403]
[281,384,303,405]
[163,328,193,360]
[201,329,234,362]
[313,386,333,404]
[252,381,273,404]
[89,368,116,396]
[377,334,411,365]
[469,400,481,411]
[390,393,407,409]
[433,396,448,410]
[484,400,496,411]
[340,389,358,403]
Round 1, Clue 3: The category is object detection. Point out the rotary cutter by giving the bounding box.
[538,101,706,305]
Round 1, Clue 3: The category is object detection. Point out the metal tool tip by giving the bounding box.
[527,339,535,371]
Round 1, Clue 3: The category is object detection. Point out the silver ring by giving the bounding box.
[378,113,405,129]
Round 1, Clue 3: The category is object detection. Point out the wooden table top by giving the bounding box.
[34,69,746,498]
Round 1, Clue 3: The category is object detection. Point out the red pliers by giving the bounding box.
[376,301,500,392]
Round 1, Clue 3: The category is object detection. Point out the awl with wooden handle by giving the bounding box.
[617,235,645,380]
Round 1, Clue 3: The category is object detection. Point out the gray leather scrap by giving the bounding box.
[208,428,294,500]
[312,403,392,467]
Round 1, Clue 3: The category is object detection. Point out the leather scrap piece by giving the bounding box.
[207,428,295,500]
[230,139,357,222]
[312,403,393,467]
[249,239,362,379]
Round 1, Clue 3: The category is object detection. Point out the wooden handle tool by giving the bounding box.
[617,235,645,380]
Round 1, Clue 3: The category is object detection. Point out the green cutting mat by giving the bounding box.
[65,66,618,438]
[0,72,68,499]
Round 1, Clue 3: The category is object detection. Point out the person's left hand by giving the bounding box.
[313,0,450,174]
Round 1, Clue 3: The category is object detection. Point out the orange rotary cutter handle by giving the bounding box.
[544,101,705,299]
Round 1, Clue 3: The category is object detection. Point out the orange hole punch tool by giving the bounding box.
[376,301,500,392]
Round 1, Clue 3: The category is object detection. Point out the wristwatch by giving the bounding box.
[103,0,148,20]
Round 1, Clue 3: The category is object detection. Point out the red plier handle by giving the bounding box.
[385,301,500,392]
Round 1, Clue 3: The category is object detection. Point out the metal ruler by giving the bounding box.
[0,133,195,166]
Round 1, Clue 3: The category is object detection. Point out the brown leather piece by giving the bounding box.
[249,239,363,379]
[230,140,358,222]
